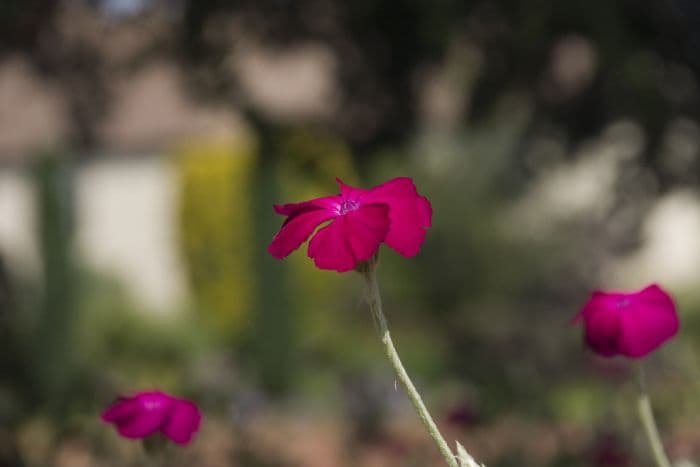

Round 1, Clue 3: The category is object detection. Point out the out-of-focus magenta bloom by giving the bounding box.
[589,432,632,467]
[574,284,679,358]
[268,177,432,272]
[101,391,202,445]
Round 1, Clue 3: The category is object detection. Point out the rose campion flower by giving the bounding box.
[268,177,432,272]
[102,391,202,445]
[574,284,679,358]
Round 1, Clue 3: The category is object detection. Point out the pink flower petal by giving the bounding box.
[117,412,168,439]
[583,306,622,357]
[363,177,432,257]
[617,285,679,358]
[307,205,390,272]
[101,397,140,423]
[273,195,340,216]
[575,284,679,358]
[162,399,202,445]
[345,205,391,261]
[114,392,173,439]
[268,209,336,259]
[336,178,364,200]
[306,220,355,272]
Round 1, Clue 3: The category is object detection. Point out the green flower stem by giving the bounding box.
[634,361,671,467]
[142,436,170,467]
[361,259,459,467]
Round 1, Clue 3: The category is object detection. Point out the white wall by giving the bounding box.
[0,157,188,312]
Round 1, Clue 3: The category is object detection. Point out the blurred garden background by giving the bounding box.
[2,0,700,465]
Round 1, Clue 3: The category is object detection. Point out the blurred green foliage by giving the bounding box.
[176,136,256,340]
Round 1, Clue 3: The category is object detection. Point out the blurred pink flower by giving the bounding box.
[269,177,432,272]
[102,391,202,445]
[444,401,481,429]
[574,284,679,358]
[589,432,632,467]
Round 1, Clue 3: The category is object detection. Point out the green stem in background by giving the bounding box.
[142,436,169,467]
[360,258,460,467]
[634,361,671,467]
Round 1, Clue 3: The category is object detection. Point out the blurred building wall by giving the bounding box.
[0,157,188,311]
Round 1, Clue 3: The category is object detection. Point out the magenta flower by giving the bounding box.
[574,284,679,358]
[268,177,432,272]
[101,391,202,445]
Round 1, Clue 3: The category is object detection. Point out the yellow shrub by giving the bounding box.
[175,135,256,339]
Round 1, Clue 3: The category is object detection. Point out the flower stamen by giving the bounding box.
[338,199,359,215]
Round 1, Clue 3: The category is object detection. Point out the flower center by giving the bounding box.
[339,199,359,215]
[144,400,163,410]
